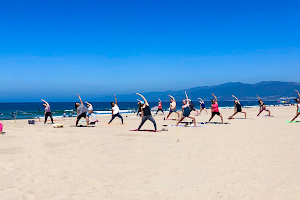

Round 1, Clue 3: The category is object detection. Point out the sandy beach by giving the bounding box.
[1,106,300,200]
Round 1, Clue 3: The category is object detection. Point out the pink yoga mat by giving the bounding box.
[0,123,3,131]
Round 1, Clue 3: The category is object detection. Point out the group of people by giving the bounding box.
[1,90,299,135]
[40,89,300,131]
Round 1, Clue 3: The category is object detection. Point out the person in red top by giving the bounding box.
[207,93,223,123]
[156,98,164,114]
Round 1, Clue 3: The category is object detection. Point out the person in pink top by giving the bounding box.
[0,122,3,134]
[207,93,223,123]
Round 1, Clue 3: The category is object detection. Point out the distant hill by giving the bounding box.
[98,81,300,102]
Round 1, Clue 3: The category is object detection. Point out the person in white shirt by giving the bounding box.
[108,95,124,124]
[85,101,98,122]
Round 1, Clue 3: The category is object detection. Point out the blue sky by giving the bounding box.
[1,0,299,102]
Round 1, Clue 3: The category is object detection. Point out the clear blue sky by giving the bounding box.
[1,0,299,102]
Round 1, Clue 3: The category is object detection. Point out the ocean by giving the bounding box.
[0,101,283,120]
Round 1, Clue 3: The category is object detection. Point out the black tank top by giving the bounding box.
[236,103,242,112]
[143,105,151,116]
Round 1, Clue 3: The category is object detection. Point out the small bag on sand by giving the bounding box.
[53,124,63,128]
[28,120,35,124]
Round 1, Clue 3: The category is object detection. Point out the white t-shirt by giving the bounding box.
[112,105,120,115]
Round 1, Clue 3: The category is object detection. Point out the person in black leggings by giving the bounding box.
[41,99,54,124]
[136,101,142,116]
[136,93,157,131]
[156,98,164,115]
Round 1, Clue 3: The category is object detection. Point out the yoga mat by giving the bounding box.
[129,129,167,132]
[201,122,230,124]
[285,121,300,123]
[102,123,126,125]
[255,115,274,117]
[69,125,96,127]
[228,117,252,120]
[163,125,204,128]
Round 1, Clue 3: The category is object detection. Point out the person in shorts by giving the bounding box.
[198,98,208,115]
[175,91,197,127]
[228,95,247,119]
[85,101,98,123]
[257,95,271,116]
[290,90,300,122]
[165,95,180,120]
[207,93,223,123]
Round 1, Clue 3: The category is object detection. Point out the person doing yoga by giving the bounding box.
[41,99,54,124]
[257,95,271,116]
[75,94,89,127]
[175,91,197,127]
[228,95,247,119]
[207,93,224,123]
[108,95,124,124]
[290,90,300,122]
[136,93,157,131]
[0,122,3,135]
[156,98,164,115]
[189,100,199,115]
[165,95,180,120]
[136,100,142,116]
[198,98,208,115]
[84,101,98,122]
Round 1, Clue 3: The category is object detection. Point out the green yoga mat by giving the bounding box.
[285,121,300,123]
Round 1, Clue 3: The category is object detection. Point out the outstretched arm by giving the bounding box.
[136,93,149,106]
[114,94,117,105]
[212,93,217,102]
[158,98,161,102]
[232,95,240,104]
[296,90,300,99]
[185,91,190,106]
[76,94,83,104]
[41,99,49,105]
[197,98,204,103]
[257,94,261,100]
[84,101,92,107]
[168,95,175,101]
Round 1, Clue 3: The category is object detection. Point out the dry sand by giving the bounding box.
[0,106,300,200]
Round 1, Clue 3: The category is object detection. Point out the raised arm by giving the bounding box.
[136,93,149,106]
[212,93,217,102]
[41,99,49,105]
[76,94,83,104]
[197,98,204,103]
[185,91,190,106]
[114,94,117,105]
[257,94,261,100]
[232,95,240,103]
[168,95,175,101]
[84,101,92,107]
[296,90,300,99]
[158,98,161,102]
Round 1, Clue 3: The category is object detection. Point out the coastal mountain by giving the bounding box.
[98,81,300,102]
